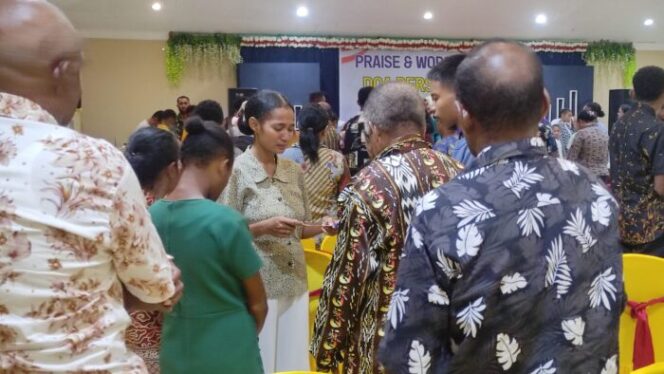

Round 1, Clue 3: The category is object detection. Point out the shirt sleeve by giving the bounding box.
[378,217,455,373]
[110,165,175,304]
[225,217,262,280]
[219,168,244,213]
[566,131,583,162]
[297,167,311,223]
[648,126,664,176]
[310,190,373,371]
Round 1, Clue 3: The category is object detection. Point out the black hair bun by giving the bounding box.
[238,114,254,135]
[185,117,206,136]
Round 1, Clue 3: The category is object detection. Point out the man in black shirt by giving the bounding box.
[341,86,373,175]
[610,66,664,255]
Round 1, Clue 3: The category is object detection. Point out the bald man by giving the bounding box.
[0,1,181,372]
[379,41,623,373]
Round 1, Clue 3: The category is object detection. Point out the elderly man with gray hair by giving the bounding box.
[311,82,462,373]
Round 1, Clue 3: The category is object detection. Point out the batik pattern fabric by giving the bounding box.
[610,103,664,250]
[311,135,462,374]
[126,310,161,374]
[321,126,341,152]
[0,93,175,373]
[567,123,609,177]
[301,146,349,222]
[125,191,161,374]
[378,137,624,374]
[341,114,371,175]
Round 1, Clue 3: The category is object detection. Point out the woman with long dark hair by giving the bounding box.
[298,104,350,222]
[124,127,181,373]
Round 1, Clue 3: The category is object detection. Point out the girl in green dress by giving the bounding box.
[150,118,268,374]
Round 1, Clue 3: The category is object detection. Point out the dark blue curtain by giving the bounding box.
[240,47,586,115]
[537,52,586,66]
[241,47,340,114]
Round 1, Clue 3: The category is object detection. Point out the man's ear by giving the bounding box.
[52,59,70,79]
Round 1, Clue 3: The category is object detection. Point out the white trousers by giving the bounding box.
[258,292,310,373]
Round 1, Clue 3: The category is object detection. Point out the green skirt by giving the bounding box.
[160,310,263,374]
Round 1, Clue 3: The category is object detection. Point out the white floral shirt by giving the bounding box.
[0,93,175,373]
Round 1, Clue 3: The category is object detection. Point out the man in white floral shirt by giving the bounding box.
[0,1,182,372]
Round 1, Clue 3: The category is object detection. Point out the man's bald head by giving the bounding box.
[0,0,82,124]
[455,40,546,132]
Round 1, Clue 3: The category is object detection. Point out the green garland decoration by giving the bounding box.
[583,41,636,87]
[165,32,242,86]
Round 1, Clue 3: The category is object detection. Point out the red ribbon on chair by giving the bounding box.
[628,297,664,369]
[310,289,322,298]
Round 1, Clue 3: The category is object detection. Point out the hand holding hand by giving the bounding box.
[161,259,183,311]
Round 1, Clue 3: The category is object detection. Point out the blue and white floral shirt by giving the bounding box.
[378,137,624,374]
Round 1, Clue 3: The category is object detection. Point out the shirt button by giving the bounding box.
[278,197,283,202]
[288,241,292,245]
[288,260,295,268]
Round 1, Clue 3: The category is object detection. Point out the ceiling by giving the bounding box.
[50,0,664,47]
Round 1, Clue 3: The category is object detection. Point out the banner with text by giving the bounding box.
[338,49,454,121]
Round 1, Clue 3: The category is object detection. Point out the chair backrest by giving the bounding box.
[620,254,664,373]
[320,235,337,255]
[304,249,332,293]
[303,249,333,370]
[301,237,317,252]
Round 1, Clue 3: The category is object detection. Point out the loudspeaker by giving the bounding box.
[608,89,634,132]
[228,88,258,116]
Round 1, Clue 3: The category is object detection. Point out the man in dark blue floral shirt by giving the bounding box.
[378,41,624,374]
[610,66,664,255]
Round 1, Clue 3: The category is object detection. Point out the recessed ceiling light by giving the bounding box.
[535,14,547,25]
[151,2,162,11]
[644,18,655,26]
[296,6,309,17]
[423,11,433,20]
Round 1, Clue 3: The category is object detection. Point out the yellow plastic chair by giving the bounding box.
[301,237,317,252]
[620,254,664,373]
[304,249,332,370]
[632,362,664,373]
[320,235,337,255]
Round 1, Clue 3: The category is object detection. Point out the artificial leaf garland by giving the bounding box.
[583,41,636,87]
[165,32,242,86]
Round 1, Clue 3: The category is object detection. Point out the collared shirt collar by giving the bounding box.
[375,134,430,160]
[636,102,657,118]
[473,136,548,168]
[245,148,291,183]
[0,92,58,125]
